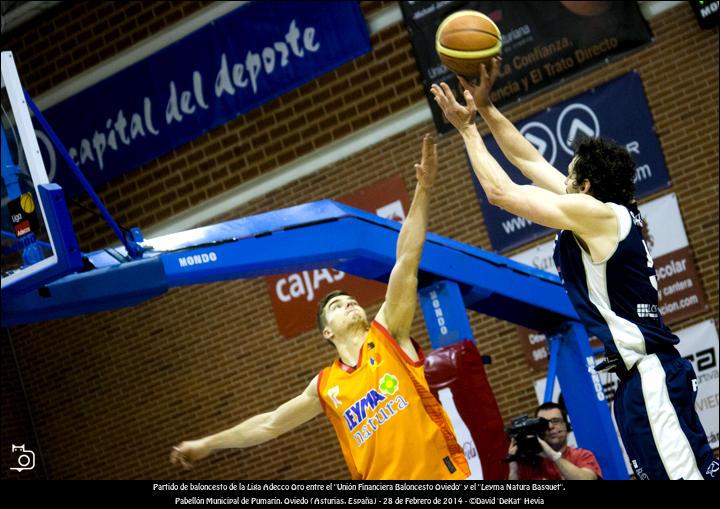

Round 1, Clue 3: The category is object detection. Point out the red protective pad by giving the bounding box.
[425,340,509,480]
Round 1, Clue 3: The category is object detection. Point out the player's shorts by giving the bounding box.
[613,351,719,480]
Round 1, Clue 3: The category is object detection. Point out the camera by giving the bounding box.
[504,416,549,465]
[10,444,35,472]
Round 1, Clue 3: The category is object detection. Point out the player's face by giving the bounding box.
[537,408,568,450]
[324,295,367,333]
[565,156,591,195]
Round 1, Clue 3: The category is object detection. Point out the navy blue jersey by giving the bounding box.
[553,202,679,370]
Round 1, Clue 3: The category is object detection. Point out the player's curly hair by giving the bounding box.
[571,137,636,206]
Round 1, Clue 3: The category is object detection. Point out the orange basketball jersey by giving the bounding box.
[317,321,470,480]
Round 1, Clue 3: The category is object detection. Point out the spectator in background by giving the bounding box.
[508,402,602,480]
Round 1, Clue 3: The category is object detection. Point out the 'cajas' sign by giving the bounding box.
[265,176,410,338]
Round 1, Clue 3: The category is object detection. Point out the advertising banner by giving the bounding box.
[40,2,371,196]
[400,1,652,133]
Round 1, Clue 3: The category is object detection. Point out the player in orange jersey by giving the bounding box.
[170,134,470,480]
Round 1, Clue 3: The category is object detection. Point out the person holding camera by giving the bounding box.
[508,403,602,480]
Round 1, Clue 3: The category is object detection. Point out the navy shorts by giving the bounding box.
[613,352,719,480]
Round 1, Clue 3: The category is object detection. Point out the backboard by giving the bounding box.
[1,51,80,296]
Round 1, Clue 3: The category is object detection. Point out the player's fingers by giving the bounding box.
[439,82,455,103]
[458,75,471,92]
[423,133,436,156]
[430,85,446,106]
[480,62,489,81]
[464,90,477,114]
[491,57,501,81]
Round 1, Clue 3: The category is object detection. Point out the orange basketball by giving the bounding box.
[436,10,502,77]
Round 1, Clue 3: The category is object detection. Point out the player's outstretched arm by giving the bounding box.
[431,83,614,236]
[375,134,436,358]
[170,376,323,469]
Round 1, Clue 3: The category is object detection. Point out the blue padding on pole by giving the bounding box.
[157,217,576,329]
[419,280,474,349]
[543,335,562,403]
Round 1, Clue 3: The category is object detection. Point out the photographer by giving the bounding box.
[508,403,602,480]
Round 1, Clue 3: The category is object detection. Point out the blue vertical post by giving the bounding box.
[554,321,628,479]
[543,335,562,403]
[418,280,473,348]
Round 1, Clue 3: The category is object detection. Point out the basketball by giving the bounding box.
[435,10,502,77]
[20,192,35,214]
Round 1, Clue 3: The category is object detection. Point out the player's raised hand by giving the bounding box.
[430,82,477,133]
[458,56,502,110]
[170,439,211,470]
[415,133,437,190]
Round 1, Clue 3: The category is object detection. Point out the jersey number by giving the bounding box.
[641,239,658,291]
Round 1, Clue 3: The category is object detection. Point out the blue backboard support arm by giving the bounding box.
[2,201,577,329]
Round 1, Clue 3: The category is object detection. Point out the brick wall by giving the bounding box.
[3,1,214,97]
[1,329,44,479]
[2,2,717,479]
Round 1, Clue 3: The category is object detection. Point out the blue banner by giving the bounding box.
[474,71,671,253]
[42,2,370,197]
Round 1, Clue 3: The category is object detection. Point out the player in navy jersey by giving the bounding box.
[430,57,718,480]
